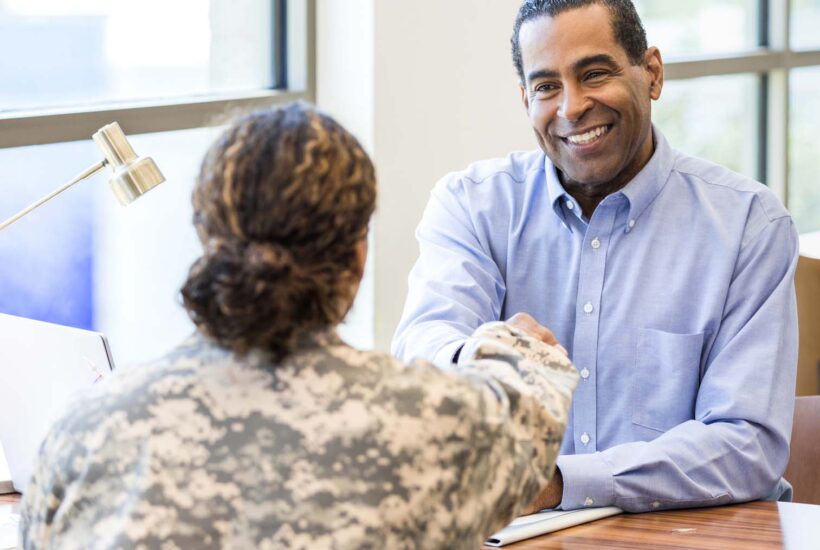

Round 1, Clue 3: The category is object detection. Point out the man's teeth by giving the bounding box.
[567,126,608,145]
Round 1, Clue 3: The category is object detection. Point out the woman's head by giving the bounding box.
[181,103,376,360]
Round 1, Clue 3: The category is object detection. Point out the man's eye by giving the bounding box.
[534,84,557,94]
[585,71,607,80]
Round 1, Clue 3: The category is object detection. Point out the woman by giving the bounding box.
[20,104,578,549]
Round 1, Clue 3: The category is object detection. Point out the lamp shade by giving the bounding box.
[92,122,165,205]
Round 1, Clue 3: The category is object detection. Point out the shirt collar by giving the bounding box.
[544,125,675,230]
[544,159,579,231]
[618,126,675,228]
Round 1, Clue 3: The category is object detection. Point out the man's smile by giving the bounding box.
[560,124,612,146]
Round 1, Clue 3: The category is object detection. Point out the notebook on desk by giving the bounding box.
[0,510,18,550]
[0,313,115,494]
[485,506,622,546]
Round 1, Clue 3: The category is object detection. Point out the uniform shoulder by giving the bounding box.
[671,151,790,222]
[330,344,436,379]
[342,345,484,398]
[50,357,196,433]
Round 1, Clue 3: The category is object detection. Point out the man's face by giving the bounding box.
[518,4,663,189]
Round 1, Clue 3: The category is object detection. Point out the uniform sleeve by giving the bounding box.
[557,216,799,512]
[391,175,506,366]
[18,424,74,549]
[401,322,578,545]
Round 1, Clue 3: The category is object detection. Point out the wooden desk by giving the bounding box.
[498,501,819,549]
[2,495,818,549]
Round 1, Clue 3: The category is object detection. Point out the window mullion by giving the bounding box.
[765,0,790,202]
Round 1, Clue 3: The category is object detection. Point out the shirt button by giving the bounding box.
[628,219,636,228]
[591,238,601,250]
[584,497,595,507]
[580,432,590,445]
[566,200,574,210]
[652,501,661,509]
[580,368,590,379]
[583,302,594,314]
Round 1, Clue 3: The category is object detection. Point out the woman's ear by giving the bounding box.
[353,236,368,280]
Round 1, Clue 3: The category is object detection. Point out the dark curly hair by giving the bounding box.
[181,103,376,361]
[511,0,648,83]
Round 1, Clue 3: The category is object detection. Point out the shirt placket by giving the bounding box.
[570,201,618,453]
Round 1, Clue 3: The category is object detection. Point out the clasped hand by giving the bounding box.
[505,312,566,513]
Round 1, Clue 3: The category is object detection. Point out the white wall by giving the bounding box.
[316,0,376,350]
[317,0,534,350]
[94,128,218,364]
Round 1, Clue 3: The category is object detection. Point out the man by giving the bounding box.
[392,0,799,513]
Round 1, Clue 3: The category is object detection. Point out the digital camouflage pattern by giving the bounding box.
[20,322,577,549]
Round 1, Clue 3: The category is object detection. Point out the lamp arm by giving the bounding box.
[0,159,108,232]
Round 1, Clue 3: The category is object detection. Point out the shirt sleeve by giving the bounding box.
[391,175,506,366]
[557,215,799,512]
[408,322,578,544]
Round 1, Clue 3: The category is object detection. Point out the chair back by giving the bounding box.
[784,396,820,504]
[796,254,820,395]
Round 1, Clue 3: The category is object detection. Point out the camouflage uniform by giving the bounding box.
[20,322,577,549]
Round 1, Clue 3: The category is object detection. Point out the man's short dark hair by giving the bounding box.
[511,0,648,83]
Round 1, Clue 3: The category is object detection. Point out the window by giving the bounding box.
[0,1,279,112]
[637,0,820,234]
[653,74,760,177]
[791,0,820,50]
[790,67,820,232]
[0,0,315,364]
[634,0,759,58]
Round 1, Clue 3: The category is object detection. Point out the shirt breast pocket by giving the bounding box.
[632,328,705,433]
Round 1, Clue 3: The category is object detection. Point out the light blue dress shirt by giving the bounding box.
[392,129,799,513]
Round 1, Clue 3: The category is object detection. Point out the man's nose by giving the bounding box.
[557,85,592,122]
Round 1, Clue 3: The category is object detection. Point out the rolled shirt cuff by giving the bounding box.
[556,452,615,510]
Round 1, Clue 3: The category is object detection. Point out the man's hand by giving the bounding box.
[506,312,568,356]
[523,468,563,515]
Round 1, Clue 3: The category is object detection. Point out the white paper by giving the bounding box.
[485,506,622,546]
[0,441,11,494]
[0,512,19,550]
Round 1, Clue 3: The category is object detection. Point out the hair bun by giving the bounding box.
[204,238,298,279]
[245,241,295,277]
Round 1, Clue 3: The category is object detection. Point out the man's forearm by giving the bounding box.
[556,418,788,512]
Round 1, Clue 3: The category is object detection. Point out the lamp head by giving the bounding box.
[92,122,165,205]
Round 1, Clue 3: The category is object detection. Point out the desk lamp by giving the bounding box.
[0,122,165,231]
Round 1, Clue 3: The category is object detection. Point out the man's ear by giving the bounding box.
[520,83,530,112]
[645,46,664,100]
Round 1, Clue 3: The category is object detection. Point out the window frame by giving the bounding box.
[659,0,815,207]
[0,0,315,149]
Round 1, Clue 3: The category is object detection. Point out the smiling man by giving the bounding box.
[393,0,799,513]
